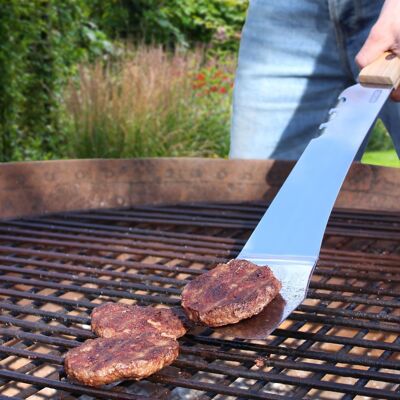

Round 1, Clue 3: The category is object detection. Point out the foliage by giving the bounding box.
[66,45,399,161]
[0,1,247,162]
[90,0,248,51]
[65,47,234,159]
[1,1,396,163]
[366,119,394,151]
[0,0,115,162]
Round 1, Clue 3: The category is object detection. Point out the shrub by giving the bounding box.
[0,1,114,162]
[90,0,248,51]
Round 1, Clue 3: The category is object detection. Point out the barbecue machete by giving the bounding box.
[216,52,400,339]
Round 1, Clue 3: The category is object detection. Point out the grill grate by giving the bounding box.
[0,202,399,399]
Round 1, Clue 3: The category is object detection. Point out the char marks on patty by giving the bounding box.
[91,303,187,339]
[64,333,179,386]
[181,259,282,327]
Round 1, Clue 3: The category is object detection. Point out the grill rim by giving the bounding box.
[0,158,399,221]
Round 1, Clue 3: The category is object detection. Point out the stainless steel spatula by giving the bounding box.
[216,52,400,339]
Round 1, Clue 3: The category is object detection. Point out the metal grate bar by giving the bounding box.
[0,255,183,286]
[0,234,226,264]
[0,370,149,400]
[51,210,255,229]
[179,346,400,384]
[0,328,80,348]
[8,218,243,248]
[0,274,180,305]
[0,288,96,309]
[188,335,400,369]
[0,225,235,258]
[0,265,181,296]
[171,358,400,399]
[0,245,203,275]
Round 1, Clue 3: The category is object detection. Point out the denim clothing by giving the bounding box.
[230,0,400,160]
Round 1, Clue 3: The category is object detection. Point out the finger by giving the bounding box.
[390,87,400,102]
[389,49,400,102]
[355,27,390,69]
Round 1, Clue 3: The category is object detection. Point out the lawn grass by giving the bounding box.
[362,120,399,167]
[362,150,400,168]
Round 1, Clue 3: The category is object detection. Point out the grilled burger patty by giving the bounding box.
[64,333,179,386]
[91,303,187,339]
[181,259,282,327]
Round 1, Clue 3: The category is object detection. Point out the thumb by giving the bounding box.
[355,27,390,69]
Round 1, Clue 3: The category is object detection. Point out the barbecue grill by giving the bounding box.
[0,158,399,400]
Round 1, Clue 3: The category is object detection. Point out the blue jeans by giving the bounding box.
[230,0,400,160]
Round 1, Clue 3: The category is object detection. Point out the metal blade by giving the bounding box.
[214,84,391,339]
[239,84,391,266]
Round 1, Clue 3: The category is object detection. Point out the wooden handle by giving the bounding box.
[359,52,400,89]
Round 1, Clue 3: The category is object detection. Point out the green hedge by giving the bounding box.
[0,0,113,162]
[90,0,248,50]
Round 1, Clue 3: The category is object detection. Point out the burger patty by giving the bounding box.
[181,259,282,327]
[64,333,179,386]
[91,303,187,339]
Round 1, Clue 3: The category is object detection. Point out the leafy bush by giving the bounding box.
[0,1,115,162]
[90,0,248,50]
[65,46,234,158]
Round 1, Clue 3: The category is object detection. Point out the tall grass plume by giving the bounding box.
[65,46,234,158]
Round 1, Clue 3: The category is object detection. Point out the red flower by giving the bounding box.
[196,73,206,81]
[192,81,206,89]
[219,87,228,94]
[210,85,218,92]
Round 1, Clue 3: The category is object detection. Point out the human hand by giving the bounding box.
[355,0,400,101]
